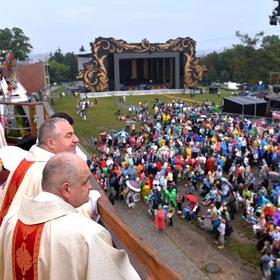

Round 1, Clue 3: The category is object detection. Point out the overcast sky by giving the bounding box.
[1,0,279,55]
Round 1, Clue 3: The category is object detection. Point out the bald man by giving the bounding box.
[0,153,140,280]
[0,118,99,225]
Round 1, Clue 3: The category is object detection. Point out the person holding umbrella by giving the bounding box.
[181,194,199,220]
[126,179,140,209]
[126,190,136,209]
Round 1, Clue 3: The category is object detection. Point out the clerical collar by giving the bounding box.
[36,192,65,203]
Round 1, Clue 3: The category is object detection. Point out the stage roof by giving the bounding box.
[224,96,267,105]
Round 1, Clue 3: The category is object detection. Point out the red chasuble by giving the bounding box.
[12,220,45,280]
[0,159,34,225]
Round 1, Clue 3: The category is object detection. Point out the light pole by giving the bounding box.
[44,57,51,102]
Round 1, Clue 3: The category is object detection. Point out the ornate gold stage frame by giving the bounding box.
[80,37,206,92]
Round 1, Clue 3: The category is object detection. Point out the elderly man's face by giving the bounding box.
[52,121,79,153]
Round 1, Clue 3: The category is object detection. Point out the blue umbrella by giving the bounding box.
[116,130,128,138]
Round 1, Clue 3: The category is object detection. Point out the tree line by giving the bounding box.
[0,27,78,83]
[200,31,280,86]
[0,27,33,61]
[48,48,78,83]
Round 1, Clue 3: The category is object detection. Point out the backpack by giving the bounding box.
[153,192,161,206]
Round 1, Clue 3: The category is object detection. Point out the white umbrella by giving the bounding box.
[0,146,27,171]
[116,130,128,138]
[126,180,141,192]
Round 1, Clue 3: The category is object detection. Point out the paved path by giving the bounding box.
[113,201,261,280]
[114,200,208,280]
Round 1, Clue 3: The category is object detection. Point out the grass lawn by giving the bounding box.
[52,87,232,151]
[225,238,259,267]
[52,95,130,151]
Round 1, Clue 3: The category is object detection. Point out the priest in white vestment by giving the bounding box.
[0,118,100,225]
[0,152,140,280]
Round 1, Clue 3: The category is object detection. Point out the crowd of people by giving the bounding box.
[1,94,280,279]
[87,97,280,279]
